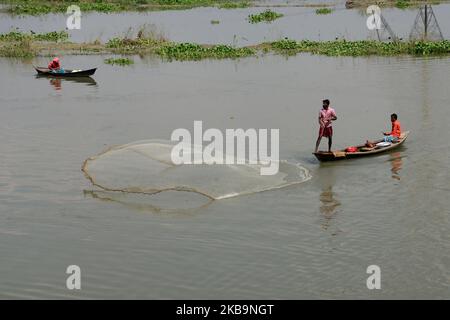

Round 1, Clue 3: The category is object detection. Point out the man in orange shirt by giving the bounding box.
[383,113,401,143]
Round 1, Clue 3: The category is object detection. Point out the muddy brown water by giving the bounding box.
[0,5,450,299]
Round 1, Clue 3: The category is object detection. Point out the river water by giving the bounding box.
[1,5,450,299]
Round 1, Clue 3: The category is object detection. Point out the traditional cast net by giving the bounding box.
[82,140,311,201]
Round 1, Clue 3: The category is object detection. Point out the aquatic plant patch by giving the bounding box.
[269,39,450,56]
[248,9,283,24]
[219,1,249,8]
[0,31,69,42]
[104,57,134,65]
[315,8,332,15]
[395,0,411,9]
[156,43,255,60]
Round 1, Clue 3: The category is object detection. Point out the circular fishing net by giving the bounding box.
[82,140,311,200]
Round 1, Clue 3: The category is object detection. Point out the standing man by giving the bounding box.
[315,99,337,153]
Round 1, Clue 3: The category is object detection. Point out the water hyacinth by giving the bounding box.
[104,57,135,65]
[315,8,333,15]
[395,0,411,9]
[0,31,68,42]
[156,43,255,60]
[4,0,252,15]
[248,9,283,24]
[269,39,450,56]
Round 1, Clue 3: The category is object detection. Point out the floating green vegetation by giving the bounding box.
[269,39,450,56]
[218,1,249,8]
[409,40,450,55]
[6,1,125,15]
[2,0,253,15]
[155,0,233,4]
[211,20,220,24]
[248,9,283,24]
[395,0,411,8]
[156,43,255,60]
[0,31,68,42]
[104,57,134,65]
[315,8,333,15]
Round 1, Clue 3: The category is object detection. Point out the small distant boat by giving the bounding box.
[34,67,97,77]
[313,131,409,162]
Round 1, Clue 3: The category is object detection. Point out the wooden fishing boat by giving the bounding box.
[34,67,97,77]
[313,131,409,162]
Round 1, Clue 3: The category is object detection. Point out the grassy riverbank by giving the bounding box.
[0,0,251,15]
[0,30,68,57]
[2,31,450,59]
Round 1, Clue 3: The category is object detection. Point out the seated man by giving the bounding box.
[365,113,402,148]
[383,113,401,143]
[48,57,64,73]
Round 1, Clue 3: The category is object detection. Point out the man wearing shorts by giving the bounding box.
[315,99,337,153]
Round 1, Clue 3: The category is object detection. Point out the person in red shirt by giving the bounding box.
[315,99,337,153]
[383,113,402,143]
[48,57,62,72]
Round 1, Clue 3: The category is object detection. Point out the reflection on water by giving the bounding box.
[49,78,61,91]
[390,152,403,180]
[319,185,341,231]
[316,166,341,231]
[35,75,97,90]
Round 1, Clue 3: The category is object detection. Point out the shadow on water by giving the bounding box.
[35,75,97,90]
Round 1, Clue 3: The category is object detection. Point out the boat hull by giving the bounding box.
[313,131,409,162]
[35,67,97,77]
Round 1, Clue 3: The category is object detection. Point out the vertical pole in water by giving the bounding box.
[373,9,381,41]
[424,5,428,40]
